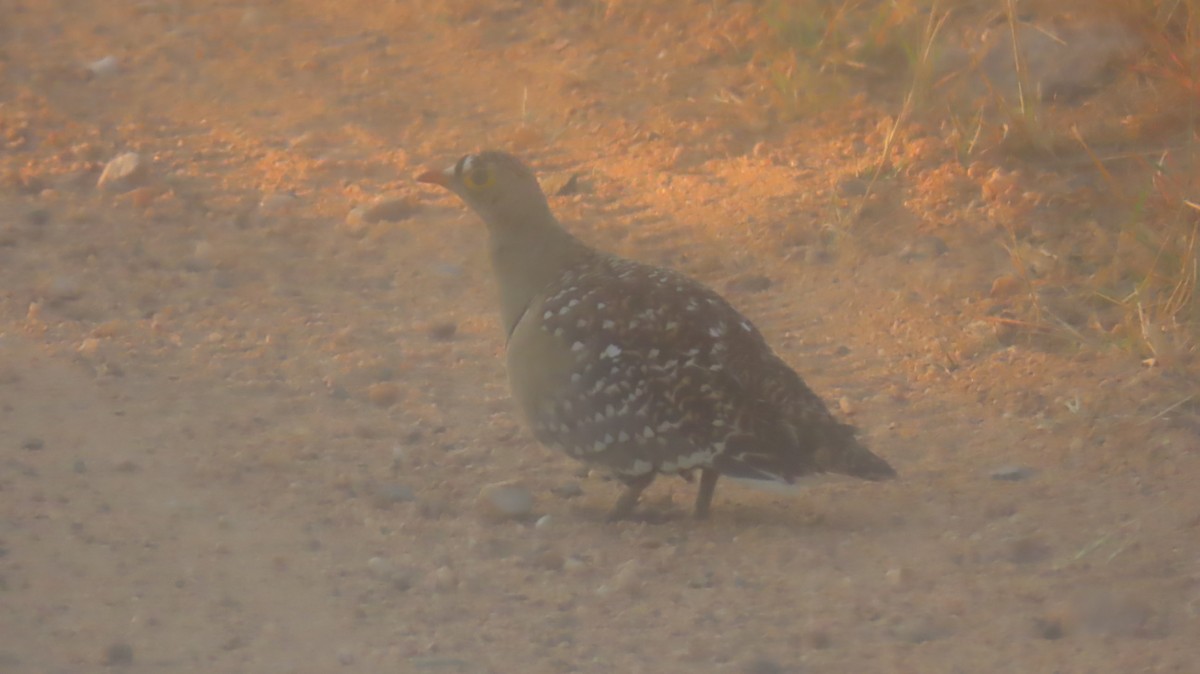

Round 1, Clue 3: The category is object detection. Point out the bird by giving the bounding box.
[417,151,895,520]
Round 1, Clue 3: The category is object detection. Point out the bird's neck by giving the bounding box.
[488,215,590,340]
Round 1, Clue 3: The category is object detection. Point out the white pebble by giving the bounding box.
[97,152,147,192]
[86,55,120,78]
[476,482,534,521]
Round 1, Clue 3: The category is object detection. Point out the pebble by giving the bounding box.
[534,514,553,530]
[366,382,400,408]
[1008,536,1051,565]
[48,276,83,302]
[97,152,147,193]
[427,322,457,341]
[892,616,952,644]
[1075,590,1167,637]
[102,642,133,666]
[530,548,564,571]
[550,482,583,499]
[370,483,415,506]
[476,482,534,521]
[836,176,870,197]
[429,262,464,278]
[990,465,1036,481]
[609,559,643,594]
[430,565,458,592]
[368,557,415,591]
[21,437,44,451]
[342,207,372,238]
[897,235,948,261]
[884,567,912,587]
[86,55,120,78]
[259,192,298,215]
[358,193,418,223]
[77,337,101,358]
[25,208,50,226]
[838,396,854,416]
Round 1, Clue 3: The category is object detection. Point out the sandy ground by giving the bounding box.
[2,1,1199,672]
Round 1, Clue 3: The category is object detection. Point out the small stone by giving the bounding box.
[342,206,371,238]
[476,482,534,521]
[259,192,298,215]
[77,337,101,358]
[990,465,1035,481]
[97,152,147,193]
[367,382,400,408]
[48,276,83,302]
[430,262,464,278]
[91,320,125,338]
[86,55,120,78]
[427,322,457,341]
[534,514,553,530]
[367,556,394,578]
[610,559,642,594]
[550,482,583,499]
[897,235,949,261]
[726,274,773,294]
[430,565,458,592]
[26,208,50,226]
[102,642,133,666]
[563,557,587,573]
[807,629,832,649]
[1033,616,1066,640]
[371,483,415,506]
[530,549,565,570]
[126,186,157,208]
[884,567,912,586]
[892,616,952,644]
[836,176,870,197]
[1075,590,1167,637]
[359,193,417,223]
[21,438,44,451]
[838,396,854,415]
[1008,536,1051,565]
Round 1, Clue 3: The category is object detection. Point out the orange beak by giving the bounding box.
[416,167,452,187]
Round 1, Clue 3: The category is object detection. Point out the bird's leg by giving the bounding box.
[693,468,720,520]
[607,472,656,521]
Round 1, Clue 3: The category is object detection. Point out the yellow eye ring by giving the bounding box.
[464,167,494,190]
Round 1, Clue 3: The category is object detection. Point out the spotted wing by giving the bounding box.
[531,254,845,482]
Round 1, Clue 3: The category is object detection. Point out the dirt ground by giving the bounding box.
[2,1,1199,672]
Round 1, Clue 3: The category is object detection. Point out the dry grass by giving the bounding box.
[751,0,1200,363]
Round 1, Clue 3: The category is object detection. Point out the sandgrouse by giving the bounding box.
[418,151,895,520]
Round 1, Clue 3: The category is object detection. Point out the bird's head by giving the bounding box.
[417,151,554,230]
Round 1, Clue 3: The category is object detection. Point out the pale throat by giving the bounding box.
[487,218,587,340]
